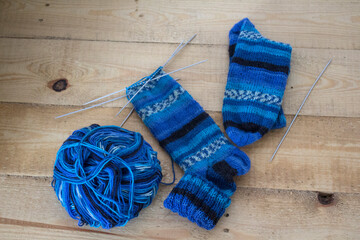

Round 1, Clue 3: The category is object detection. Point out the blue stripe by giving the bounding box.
[168,123,219,158]
[227,63,288,88]
[233,41,291,58]
[233,48,291,66]
[164,117,216,162]
[131,75,177,110]
[144,93,204,141]
[223,98,280,114]
[223,111,276,128]
[223,104,279,120]
[225,80,285,96]
[171,127,223,163]
[135,81,180,111]
[237,36,292,52]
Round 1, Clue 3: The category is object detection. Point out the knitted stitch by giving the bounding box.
[126,71,250,230]
[223,18,292,146]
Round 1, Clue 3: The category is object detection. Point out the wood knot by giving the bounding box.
[48,78,69,92]
[223,228,229,233]
[224,213,229,217]
[317,192,334,205]
[45,3,50,6]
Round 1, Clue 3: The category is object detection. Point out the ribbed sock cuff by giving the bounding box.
[164,173,232,230]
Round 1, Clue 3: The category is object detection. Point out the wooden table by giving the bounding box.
[0,1,359,239]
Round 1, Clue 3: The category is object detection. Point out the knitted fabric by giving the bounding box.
[126,69,250,230]
[223,18,292,147]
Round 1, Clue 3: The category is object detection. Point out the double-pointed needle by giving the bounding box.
[269,59,332,162]
[56,34,199,119]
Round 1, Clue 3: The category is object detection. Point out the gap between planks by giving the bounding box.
[0,38,359,117]
[0,103,359,194]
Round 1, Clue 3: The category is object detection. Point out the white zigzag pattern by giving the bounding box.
[179,136,228,171]
[225,89,282,106]
[138,87,185,120]
[239,30,263,40]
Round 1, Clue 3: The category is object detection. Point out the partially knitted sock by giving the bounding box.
[126,69,250,230]
[223,18,292,146]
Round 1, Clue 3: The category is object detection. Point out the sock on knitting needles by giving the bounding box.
[223,18,292,147]
[126,68,250,230]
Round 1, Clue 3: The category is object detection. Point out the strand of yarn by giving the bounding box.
[52,124,162,229]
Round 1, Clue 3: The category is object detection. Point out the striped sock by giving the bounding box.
[223,18,292,147]
[126,69,250,230]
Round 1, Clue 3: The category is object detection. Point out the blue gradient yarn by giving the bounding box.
[52,124,162,229]
[223,18,292,147]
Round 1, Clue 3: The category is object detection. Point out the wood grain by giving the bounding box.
[0,1,359,239]
[1,103,359,194]
[0,0,359,50]
[0,38,359,117]
[1,175,359,240]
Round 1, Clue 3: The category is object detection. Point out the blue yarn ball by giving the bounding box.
[52,124,162,229]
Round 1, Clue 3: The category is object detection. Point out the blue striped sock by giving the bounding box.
[126,70,250,230]
[223,18,292,147]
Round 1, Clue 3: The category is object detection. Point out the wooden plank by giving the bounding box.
[0,175,359,240]
[0,39,359,117]
[0,103,359,194]
[0,0,359,50]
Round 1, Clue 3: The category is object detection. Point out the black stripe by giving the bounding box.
[224,121,269,136]
[170,187,220,225]
[232,57,289,74]
[159,112,209,147]
[212,160,237,182]
[229,44,236,58]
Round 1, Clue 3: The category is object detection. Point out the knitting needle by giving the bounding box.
[55,94,127,119]
[162,40,185,68]
[56,65,189,120]
[82,40,184,106]
[269,59,332,162]
[115,59,207,116]
[81,34,196,106]
[162,34,197,68]
[120,107,135,128]
[119,78,181,127]
[82,89,126,106]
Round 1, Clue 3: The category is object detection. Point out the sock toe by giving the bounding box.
[226,126,262,147]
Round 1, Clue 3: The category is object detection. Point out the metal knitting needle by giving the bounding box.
[162,40,185,68]
[119,78,181,127]
[81,42,184,106]
[162,34,197,68]
[82,34,196,106]
[82,88,126,106]
[55,94,127,119]
[117,34,196,91]
[120,107,135,127]
[269,59,332,162]
[115,59,207,116]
